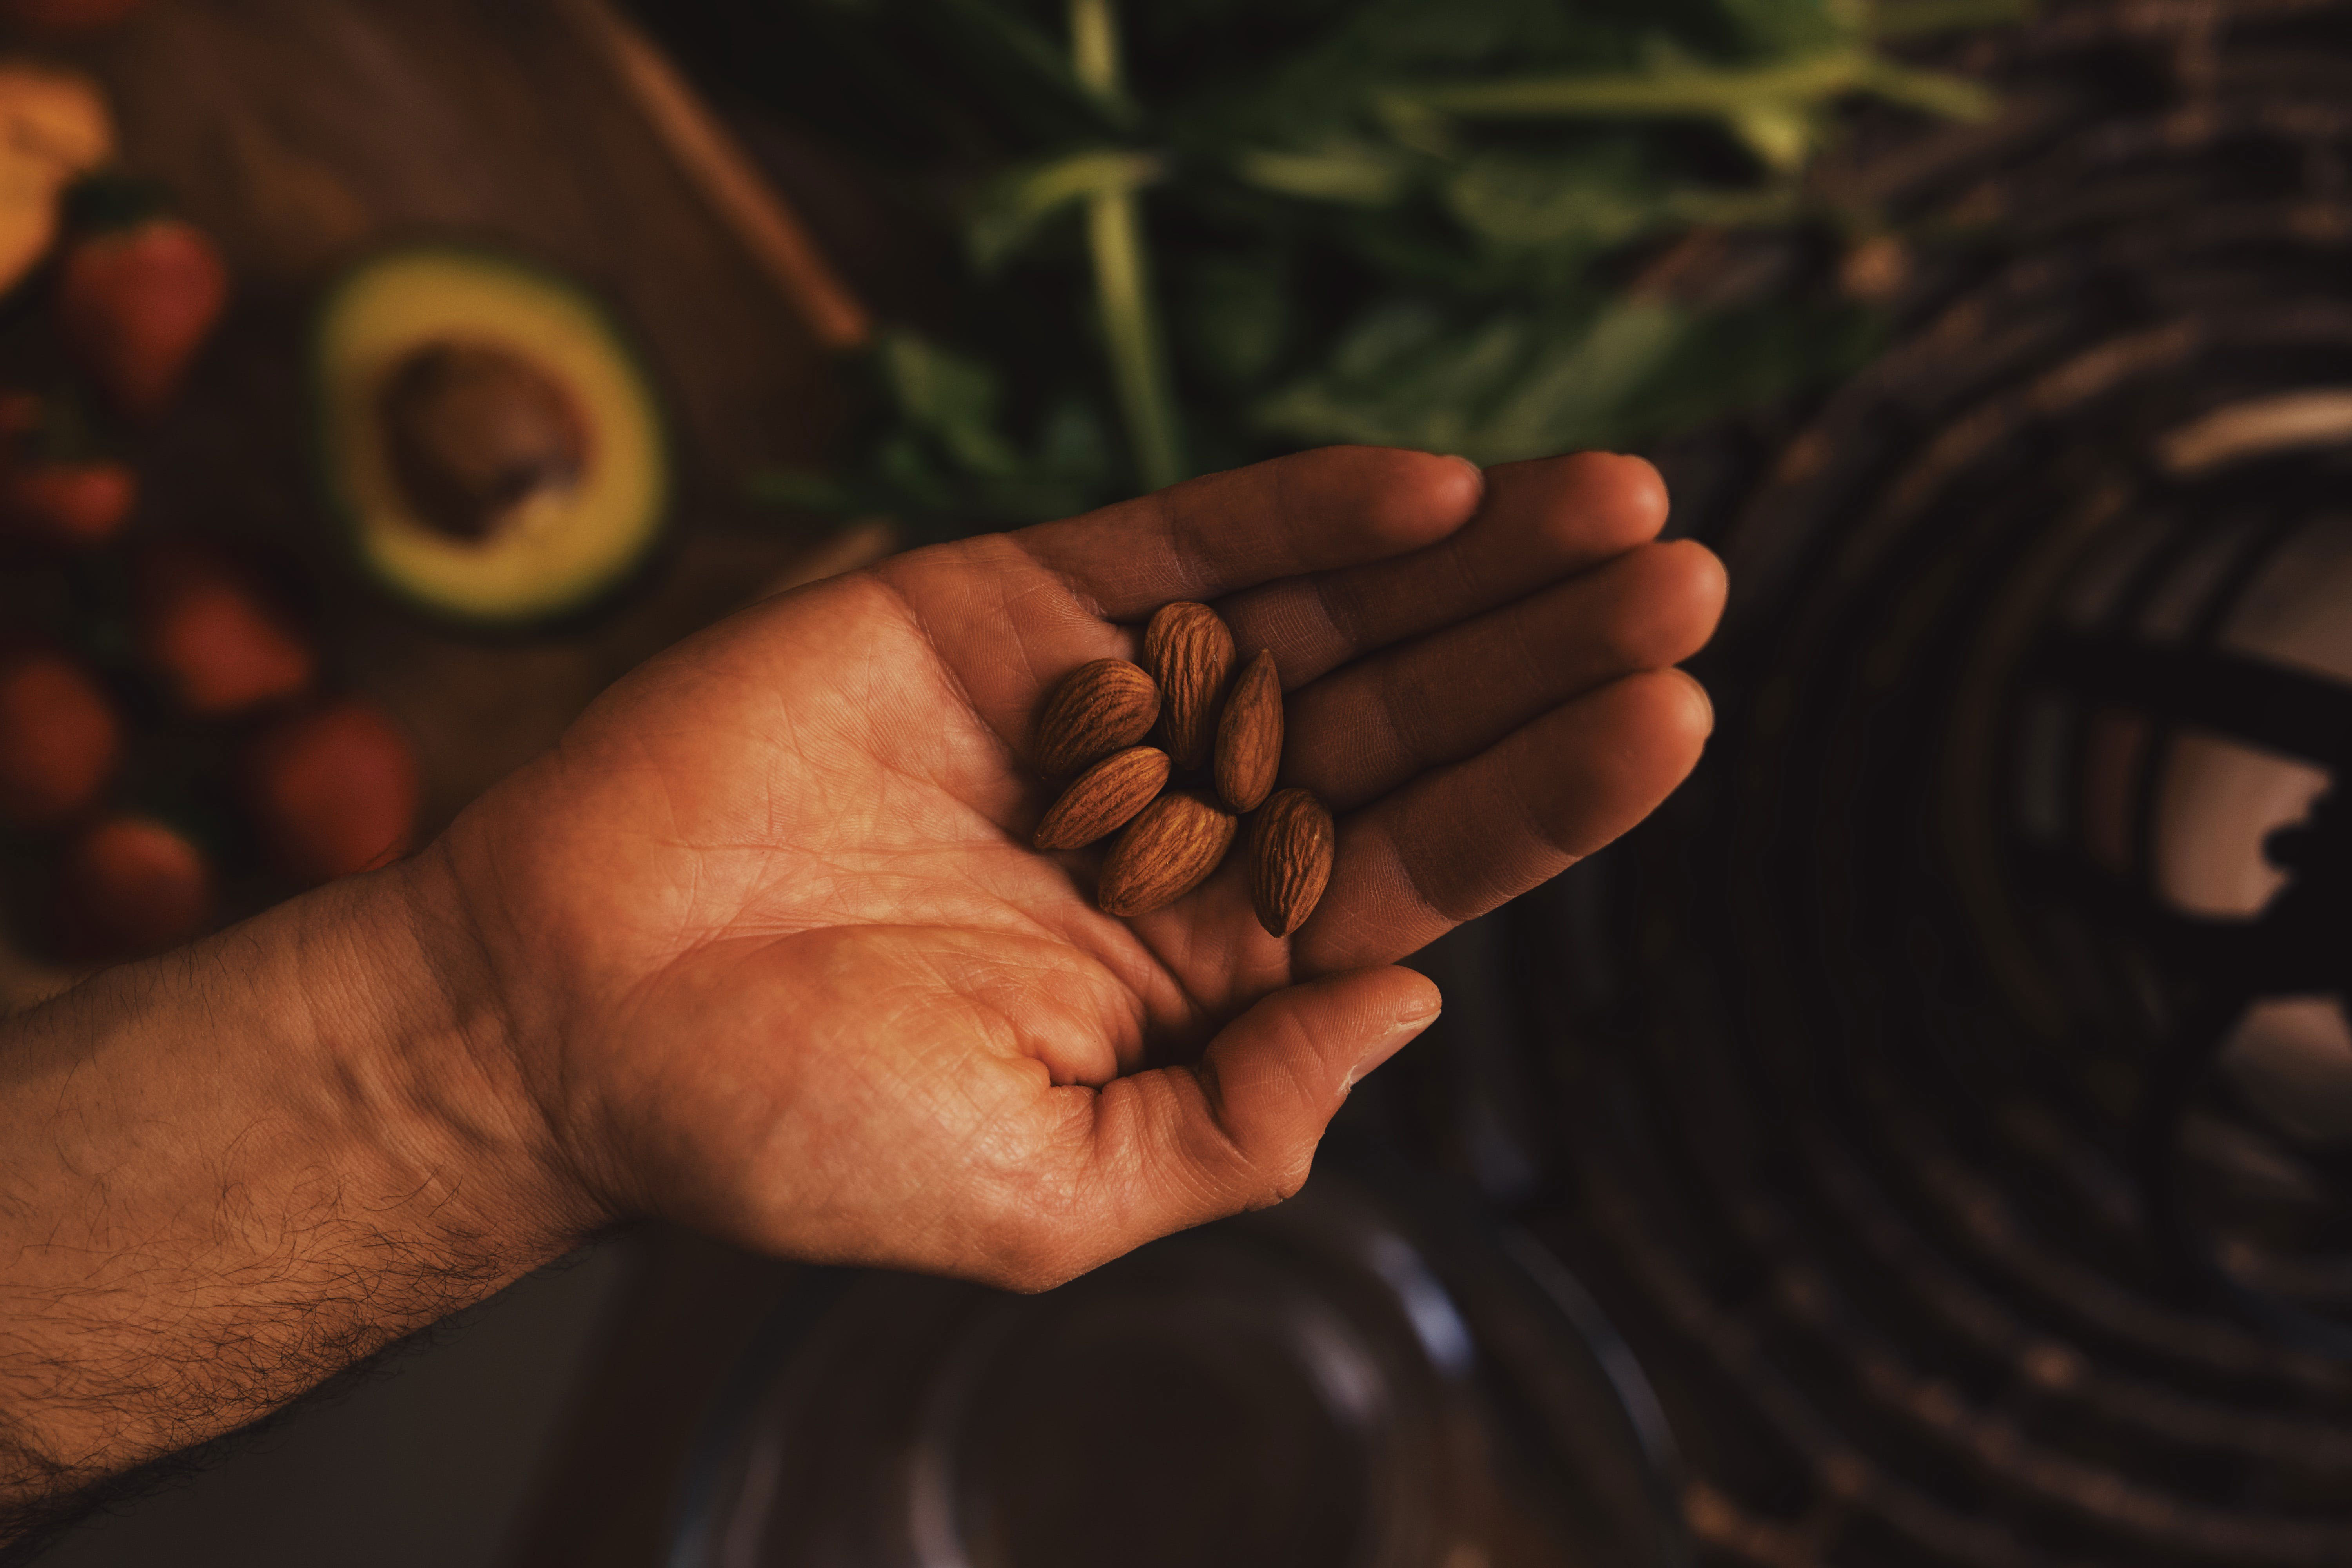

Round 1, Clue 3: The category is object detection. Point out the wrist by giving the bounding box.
[339,842,614,1253]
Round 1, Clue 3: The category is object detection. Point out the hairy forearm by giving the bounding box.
[0,853,587,1546]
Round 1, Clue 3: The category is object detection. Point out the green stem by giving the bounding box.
[1385,49,1993,125]
[1069,0,1183,492]
[1069,0,1118,94]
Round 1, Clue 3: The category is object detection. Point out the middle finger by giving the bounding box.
[1218,450,1671,687]
[1278,538,1725,811]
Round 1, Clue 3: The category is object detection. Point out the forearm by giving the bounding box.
[0,852,589,1546]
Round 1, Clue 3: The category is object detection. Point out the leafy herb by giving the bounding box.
[660,0,2011,531]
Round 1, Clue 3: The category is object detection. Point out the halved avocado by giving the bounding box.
[314,245,670,627]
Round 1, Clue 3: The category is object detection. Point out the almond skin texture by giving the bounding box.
[1036,658,1160,776]
[1098,790,1237,917]
[1214,648,1282,812]
[1034,746,1170,850]
[1249,788,1335,938]
[1144,601,1234,769]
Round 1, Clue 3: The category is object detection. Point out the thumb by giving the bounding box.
[1091,965,1441,1246]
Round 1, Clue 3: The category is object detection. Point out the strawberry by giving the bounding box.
[0,389,136,548]
[56,813,212,959]
[243,698,420,884]
[132,539,314,716]
[56,215,227,418]
[0,645,120,827]
[0,457,134,546]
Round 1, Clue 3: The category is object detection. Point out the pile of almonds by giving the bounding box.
[1031,601,1334,937]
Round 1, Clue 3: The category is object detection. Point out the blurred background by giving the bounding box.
[7,0,2352,1564]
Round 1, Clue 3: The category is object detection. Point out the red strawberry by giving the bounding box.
[133,539,314,716]
[56,814,213,959]
[0,645,120,828]
[57,217,227,418]
[244,698,420,884]
[0,458,135,547]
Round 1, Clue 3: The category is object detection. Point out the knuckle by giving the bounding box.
[1189,1111,1314,1215]
[1256,1153,1312,1208]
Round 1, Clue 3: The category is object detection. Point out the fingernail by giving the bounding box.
[1396,990,1443,1027]
[1687,671,1716,735]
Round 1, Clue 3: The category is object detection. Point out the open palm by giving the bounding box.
[431,447,1722,1287]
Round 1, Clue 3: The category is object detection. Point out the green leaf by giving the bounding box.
[1183,253,1292,385]
[877,329,1024,477]
[1035,394,1115,479]
[1252,299,1696,463]
[1251,303,1528,454]
[1727,103,1824,170]
[1382,46,1996,172]
[1472,299,1689,457]
[969,148,1165,271]
[1446,154,1806,250]
[713,0,2013,535]
[1441,148,1667,252]
[1233,143,1411,206]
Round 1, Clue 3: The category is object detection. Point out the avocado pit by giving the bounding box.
[378,340,587,541]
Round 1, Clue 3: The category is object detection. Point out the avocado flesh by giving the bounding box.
[317,247,668,625]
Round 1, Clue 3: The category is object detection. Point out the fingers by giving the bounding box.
[1013,446,1485,619]
[1282,539,1726,810]
[1219,451,1670,687]
[1077,965,1441,1246]
[1294,670,1712,973]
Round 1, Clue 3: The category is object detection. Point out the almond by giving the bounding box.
[1248,788,1334,937]
[1036,658,1160,775]
[1213,649,1281,811]
[1144,601,1234,769]
[1098,789,1236,917]
[1034,746,1170,850]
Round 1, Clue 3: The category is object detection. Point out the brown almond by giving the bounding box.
[1144,601,1234,769]
[1248,788,1334,937]
[1034,746,1171,850]
[1098,789,1237,917]
[1036,658,1159,776]
[1213,649,1281,812]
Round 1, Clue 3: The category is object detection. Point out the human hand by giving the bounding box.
[421,446,1724,1288]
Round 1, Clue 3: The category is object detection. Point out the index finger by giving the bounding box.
[1013,446,1485,619]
